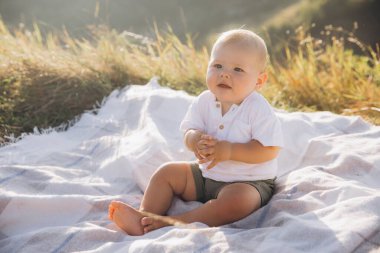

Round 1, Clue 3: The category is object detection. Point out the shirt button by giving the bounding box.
[216,103,220,108]
[219,124,224,130]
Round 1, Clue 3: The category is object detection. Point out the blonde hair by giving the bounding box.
[211,29,269,71]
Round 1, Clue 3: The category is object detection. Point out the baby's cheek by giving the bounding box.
[206,69,218,79]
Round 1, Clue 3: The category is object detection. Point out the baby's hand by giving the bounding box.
[198,140,232,170]
[196,134,217,158]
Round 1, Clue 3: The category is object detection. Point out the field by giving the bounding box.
[0,19,379,143]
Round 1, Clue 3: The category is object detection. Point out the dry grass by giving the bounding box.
[0,20,379,143]
[263,25,380,124]
[0,21,208,141]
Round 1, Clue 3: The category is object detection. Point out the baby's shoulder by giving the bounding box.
[247,92,272,109]
[244,92,275,117]
[195,90,214,104]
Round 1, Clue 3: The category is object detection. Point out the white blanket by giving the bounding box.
[1,78,379,252]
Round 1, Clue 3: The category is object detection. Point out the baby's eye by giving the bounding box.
[234,67,244,72]
[213,64,222,69]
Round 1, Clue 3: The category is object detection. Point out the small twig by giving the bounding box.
[0,123,22,129]
[343,107,380,113]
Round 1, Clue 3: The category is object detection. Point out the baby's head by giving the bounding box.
[206,29,269,105]
[210,29,268,72]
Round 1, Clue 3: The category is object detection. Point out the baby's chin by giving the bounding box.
[220,91,255,104]
[213,94,244,106]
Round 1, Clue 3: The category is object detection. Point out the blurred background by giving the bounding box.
[1,0,379,47]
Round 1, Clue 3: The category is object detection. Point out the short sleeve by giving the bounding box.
[179,95,205,135]
[251,102,284,147]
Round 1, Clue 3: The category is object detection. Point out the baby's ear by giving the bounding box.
[256,72,268,89]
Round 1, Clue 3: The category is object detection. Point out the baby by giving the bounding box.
[108,29,283,236]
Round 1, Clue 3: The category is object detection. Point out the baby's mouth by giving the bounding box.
[217,83,232,89]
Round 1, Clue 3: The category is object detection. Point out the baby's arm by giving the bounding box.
[198,136,280,169]
[229,140,280,164]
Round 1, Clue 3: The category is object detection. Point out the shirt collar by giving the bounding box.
[213,91,257,108]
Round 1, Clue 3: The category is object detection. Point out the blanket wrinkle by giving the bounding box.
[0,78,379,252]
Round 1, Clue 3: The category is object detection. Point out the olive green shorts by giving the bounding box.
[190,163,276,207]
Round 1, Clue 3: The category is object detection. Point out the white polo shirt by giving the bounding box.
[180,90,284,182]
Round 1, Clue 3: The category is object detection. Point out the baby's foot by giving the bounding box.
[140,216,168,234]
[140,213,185,234]
[108,201,144,236]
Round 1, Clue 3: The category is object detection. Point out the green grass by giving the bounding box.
[0,19,379,143]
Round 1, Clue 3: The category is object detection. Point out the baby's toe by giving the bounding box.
[110,200,123,209]
[143,224,156,234]
[108,205,115,220]
[141,217,154,226]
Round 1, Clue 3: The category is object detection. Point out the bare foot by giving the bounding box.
[140,211,187,234]
[140,216,169,234]
[108,201,185,235]
[108,201,144,236]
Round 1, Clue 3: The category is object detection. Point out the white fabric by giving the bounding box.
[180,90,283,181]
[0,78,379,253]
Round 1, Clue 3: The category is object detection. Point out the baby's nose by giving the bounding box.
[220,71,230,78]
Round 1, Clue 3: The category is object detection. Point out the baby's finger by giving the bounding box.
[198,150,208,158]
[198,155,215,164]
[205,139,217,146]
[194,150,203,160]
[197,140,209,147]
[199,139,216,147]
[207,159,218,170]
[198,147,215,157]
[201,134,214,140]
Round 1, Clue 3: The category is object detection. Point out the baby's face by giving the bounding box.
[206,43,264,105]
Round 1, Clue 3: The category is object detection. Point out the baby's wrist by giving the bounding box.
[219,141,232,161]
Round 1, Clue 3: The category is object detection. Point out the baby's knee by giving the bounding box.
[217,185,261,215]
[151,162,180,183]
[155,162,176,176]
[213,199,256,222]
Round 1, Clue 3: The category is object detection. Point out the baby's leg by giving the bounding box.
[109,162,197,235]
[142,183,261,233]
[172,183,261,227]
[140,162,198,214]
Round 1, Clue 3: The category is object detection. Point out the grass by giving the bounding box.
[266,25,380,120]
[0,19,379,143]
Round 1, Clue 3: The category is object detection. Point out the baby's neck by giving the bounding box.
[221,103,230,116]
[221,102,239,116]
